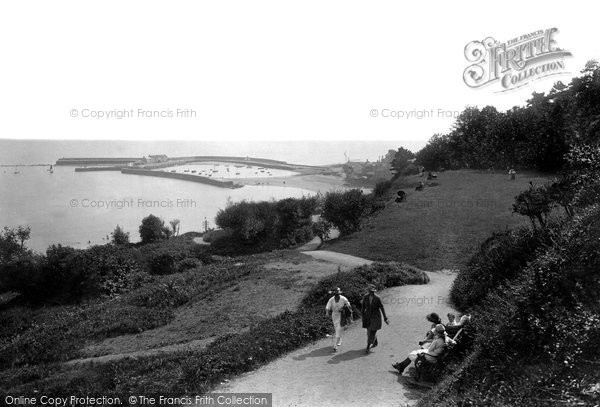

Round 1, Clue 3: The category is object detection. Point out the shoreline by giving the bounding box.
[232,167,350,193]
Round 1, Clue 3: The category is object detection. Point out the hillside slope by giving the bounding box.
[325,170,553,270]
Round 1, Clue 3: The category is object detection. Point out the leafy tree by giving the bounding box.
[111,225,130,245]
[0,226,31,264]
[322,189,370,235]
[413,61,600,172]
[139,214,168,244]
[391,147,416,175]
[512,183,552,229]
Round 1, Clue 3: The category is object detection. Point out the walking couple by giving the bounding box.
[326,284,389,354]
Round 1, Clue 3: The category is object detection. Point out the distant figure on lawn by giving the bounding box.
[508,169,516,180]
[392,324,456,375]
[395,190,406,203]
[427,171,437,180]
[361,284,389,354]
[446,313,457,327]
[415,182,425,191]
[326,288,352,352]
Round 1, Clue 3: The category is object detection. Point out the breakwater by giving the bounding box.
[74,166,124,172]
[121,168,241,189]
[56,158,140,166]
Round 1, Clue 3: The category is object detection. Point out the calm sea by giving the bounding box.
[0,139,403,252]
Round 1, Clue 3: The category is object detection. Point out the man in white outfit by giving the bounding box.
[325,287,352,352]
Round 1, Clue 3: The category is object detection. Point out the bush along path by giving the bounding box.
[214,269,456,407]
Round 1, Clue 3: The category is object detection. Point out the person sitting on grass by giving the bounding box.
[393,324,456,375]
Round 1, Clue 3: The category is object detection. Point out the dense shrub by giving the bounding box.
[1,244,143,303]
[450,226,554,311]
[73,245,143,297]
[139,214,170,244]
[373,179,393,198]
[111,225,130,245]
[322,189,370,235]
[137,236,212,273]
[311,218,332,240]
[213,196,319,253]
[0,303,173,368]
[175,257,202,272]
[301,262,429,310]
[201,228,232,243]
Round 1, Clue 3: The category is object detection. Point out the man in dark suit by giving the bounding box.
[361,284,389,353]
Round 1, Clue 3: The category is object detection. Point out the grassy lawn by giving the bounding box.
[324,170,555,270]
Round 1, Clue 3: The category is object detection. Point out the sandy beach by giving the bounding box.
[234,168,350,193]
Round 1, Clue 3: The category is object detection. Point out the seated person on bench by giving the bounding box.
[420,312,442,347]
[393,324,456,375]
[445,313,471,336]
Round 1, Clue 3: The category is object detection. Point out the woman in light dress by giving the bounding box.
[392,324,456,374]
[325,287,352,352]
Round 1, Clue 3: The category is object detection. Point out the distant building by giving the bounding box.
[148,154,168,163]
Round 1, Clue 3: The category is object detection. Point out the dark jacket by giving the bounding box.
[361,293,387,330]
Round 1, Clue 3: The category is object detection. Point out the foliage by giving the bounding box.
[415,61,600,172]
[391,147,416,175]
[110,225,130,245]
[213,196,318,252]
[0,261,429,395]
[373,179,393,198]
[0,226,30,263]
[322,189,370,235]
[139,214,170,244]
[512,182,553,229]
[423,138,600,406]
[450,227,554,311]
[301,262,428,311]
[311,218,332,240]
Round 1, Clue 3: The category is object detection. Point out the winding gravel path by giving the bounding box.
[215,270,456,407]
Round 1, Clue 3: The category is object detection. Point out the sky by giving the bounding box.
[0,0,598,150]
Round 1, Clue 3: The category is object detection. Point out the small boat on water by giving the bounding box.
[235,172,240,175]
[191,170,196,173]
[184,169,190,172]
[171,170,177,173]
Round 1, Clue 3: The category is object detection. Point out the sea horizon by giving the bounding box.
[0,139,418,167]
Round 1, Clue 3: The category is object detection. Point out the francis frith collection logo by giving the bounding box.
[463,28,572,92]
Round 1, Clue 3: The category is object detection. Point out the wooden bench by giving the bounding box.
[413,328,464,383]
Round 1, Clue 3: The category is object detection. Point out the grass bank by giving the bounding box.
[324,170,554,270]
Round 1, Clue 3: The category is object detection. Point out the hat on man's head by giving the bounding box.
[329,287,343,295]
[434,324,446,334]
[367,284,377,292]
[426,313,441,324]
